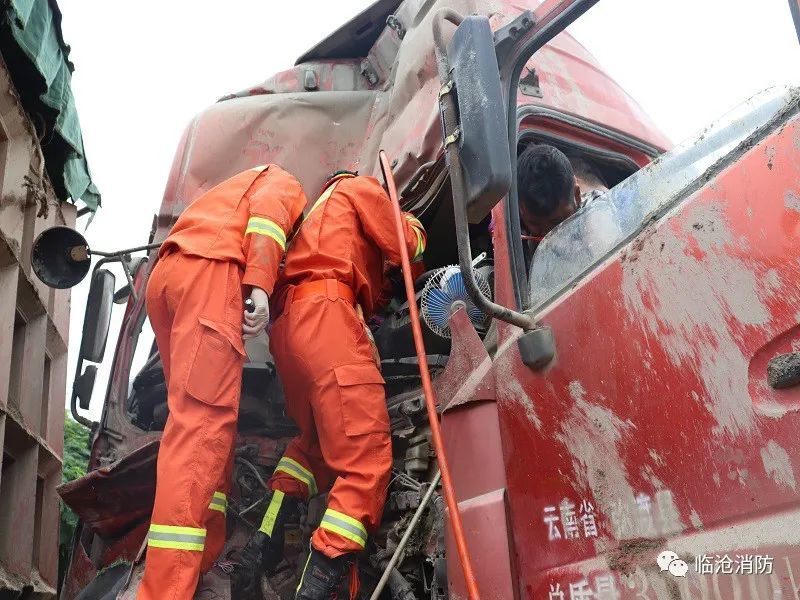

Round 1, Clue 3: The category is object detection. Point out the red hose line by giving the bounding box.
[378,150,480,599]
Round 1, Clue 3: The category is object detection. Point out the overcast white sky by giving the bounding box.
[59,0,800,421]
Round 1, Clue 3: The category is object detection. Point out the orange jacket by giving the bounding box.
[276,174,426,316]
[160,165,308,294]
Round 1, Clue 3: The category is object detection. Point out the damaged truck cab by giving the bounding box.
[58,0,800,598]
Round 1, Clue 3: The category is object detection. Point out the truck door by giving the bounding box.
[493,87,800,598]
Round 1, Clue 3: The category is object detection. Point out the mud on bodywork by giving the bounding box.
[496,95,800,597]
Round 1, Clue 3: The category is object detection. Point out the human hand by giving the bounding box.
[243,287,269,339]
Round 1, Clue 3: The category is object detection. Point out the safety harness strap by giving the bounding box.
[274,457,318,497]
[147,524,206,551]
[319,508,367,548]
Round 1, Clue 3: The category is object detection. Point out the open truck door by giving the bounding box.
[496,85,800,599]
[433,0,800,596]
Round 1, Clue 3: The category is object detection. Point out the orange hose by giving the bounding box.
[378,150,480,599]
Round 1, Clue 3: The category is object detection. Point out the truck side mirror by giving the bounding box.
[74,365,97,411]
[445,16,512,223]
[31,226,92,288]
[80,269,115,363]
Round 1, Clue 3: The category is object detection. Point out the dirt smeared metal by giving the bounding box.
[785,190,800,213]
[760,439,797,490]
[689,509,703,529]
[606,537,665,576]
[764,268,782,293]
[641,464,665,490]
[555,381,642,546]
[620,204,767,435]
[501,378,542,430]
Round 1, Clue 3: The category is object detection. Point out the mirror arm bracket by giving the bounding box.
[435,9,536,332]
[70,357,96,429]
[493,11,535,68]
[446,145,537,331]
[120,253,138,303]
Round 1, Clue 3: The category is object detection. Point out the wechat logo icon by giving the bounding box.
[658,550,689,577]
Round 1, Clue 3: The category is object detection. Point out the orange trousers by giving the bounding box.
[268,283,392,558]
[138,251,246,600]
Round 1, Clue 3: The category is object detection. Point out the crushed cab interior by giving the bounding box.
[125,115,653,436]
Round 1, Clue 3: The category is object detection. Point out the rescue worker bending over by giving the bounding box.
[137,165,307,600]
[243,170,426,598]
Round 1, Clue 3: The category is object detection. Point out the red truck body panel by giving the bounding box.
[61,1,800,598]
[444,90,800,597]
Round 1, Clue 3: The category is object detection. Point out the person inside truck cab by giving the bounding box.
[571,154,609,203]
[517,144,612,252]
[517,143,581,248]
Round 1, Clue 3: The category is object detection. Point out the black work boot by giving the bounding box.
[240,490,299,575]
[295,545,355,599]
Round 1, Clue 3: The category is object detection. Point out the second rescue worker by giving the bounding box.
[242,171,426,598]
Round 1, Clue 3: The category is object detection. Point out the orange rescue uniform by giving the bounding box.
[138,165,307,600]
[267,173,426,558]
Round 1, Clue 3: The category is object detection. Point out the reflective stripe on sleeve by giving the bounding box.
[147,524,206,551]
[245,217,287,250]
[319,508,367,547]
[404,214,423,229]
[404,214,426,260]
[208,491,227,514]
[274,457,317,496]
[411,226,425,260]
[258,490,285,536]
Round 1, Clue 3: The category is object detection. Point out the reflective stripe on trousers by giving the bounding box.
[208,491,227,514]
[274,456,318,496]
[319,508,367,548]
[147,524,207,552]
[259,490,285,536]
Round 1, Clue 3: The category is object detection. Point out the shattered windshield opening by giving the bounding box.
[528,86,798,311]
[126,312,164,429]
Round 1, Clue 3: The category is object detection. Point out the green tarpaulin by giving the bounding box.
[2,0,100,210]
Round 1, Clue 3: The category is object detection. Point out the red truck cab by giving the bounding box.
[56,1,800,598]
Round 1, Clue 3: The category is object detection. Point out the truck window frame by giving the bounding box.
[515,117,652,269]
[522,85,799,313]
[500,0,601,312]
[500,0,800,315]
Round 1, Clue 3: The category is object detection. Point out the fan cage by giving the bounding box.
[420,265,492,339]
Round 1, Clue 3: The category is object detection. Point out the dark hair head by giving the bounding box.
[517,144,576,217]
